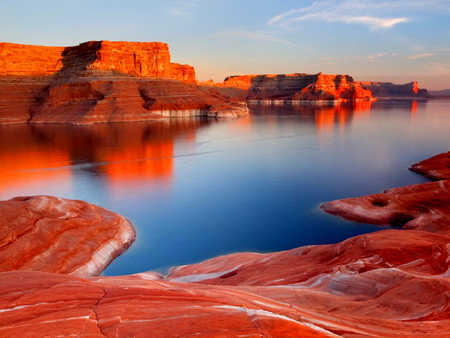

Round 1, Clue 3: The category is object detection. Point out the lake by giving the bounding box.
[1,99,449,276]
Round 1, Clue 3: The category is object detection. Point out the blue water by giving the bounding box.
[1,100,449,276]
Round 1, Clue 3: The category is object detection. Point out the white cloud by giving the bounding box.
[212,30,298,47]
[268,0,418,30]
[407,53,435,60]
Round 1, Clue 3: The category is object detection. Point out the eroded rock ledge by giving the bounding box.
[0,41,249,124]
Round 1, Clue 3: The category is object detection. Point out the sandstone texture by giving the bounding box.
[0,195,135,276]
[2,228,450,337]
[0,41,248,124]
[203,73,375,102]
[357,81,429,98]
[0,271,338,338]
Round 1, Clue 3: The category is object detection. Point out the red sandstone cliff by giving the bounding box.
[0,41,195,82]
[202,72,375,102]
[0,41,248,124]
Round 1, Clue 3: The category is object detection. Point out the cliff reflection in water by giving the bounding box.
[0,118,209,198]
[0,99,421,200]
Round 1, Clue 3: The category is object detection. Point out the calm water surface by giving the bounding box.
[1,100,449,276]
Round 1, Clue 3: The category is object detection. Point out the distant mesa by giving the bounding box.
[429,88,450,98]
[0,40,249,125]
[201,73,429,103]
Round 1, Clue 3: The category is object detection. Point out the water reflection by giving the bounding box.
[0,100,424,199]
[0,118,210,197]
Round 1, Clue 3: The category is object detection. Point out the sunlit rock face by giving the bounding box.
[0,41,248,124]
[357,81,429,98]
[216,72,375,102]
[0,41,194,81]
[0,195,135,276]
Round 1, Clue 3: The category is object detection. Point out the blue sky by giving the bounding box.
[1,0,450,89]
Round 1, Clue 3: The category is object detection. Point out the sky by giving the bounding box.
[1,0,450,90]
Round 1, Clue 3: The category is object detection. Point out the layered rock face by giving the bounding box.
[0,195,135,276]
[0,41,248,124]
[210,72,375,102]
[0,41,195,81]
[357,81,429,98]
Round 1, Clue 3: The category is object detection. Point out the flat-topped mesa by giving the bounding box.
[0,40,248,124]
[0,40,196,82]
[357,81,430,98]
[220,72,375,102]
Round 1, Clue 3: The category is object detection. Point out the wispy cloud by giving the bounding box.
[212,30,298,47]
[367,52,389,59]
[322,52,392,61]
[407,53,435,60]
[169,0,206,19]
[268,0,422,31]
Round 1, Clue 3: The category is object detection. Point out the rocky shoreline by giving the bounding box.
[1,151,450,337]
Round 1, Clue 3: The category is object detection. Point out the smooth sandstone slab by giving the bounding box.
[0,195,135,276]
[410,151,450,180]
[166,229,450,337]
[321,180,450,232]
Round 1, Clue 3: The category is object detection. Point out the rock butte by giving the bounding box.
[0,41,249,124]
[0,195,135,277]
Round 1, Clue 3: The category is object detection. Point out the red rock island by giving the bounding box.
[0,41,249,124]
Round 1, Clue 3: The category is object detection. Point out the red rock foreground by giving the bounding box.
[2,152,450,337]
[0,195,135,276]
[2,227,450,337]
[0,41,248,124]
